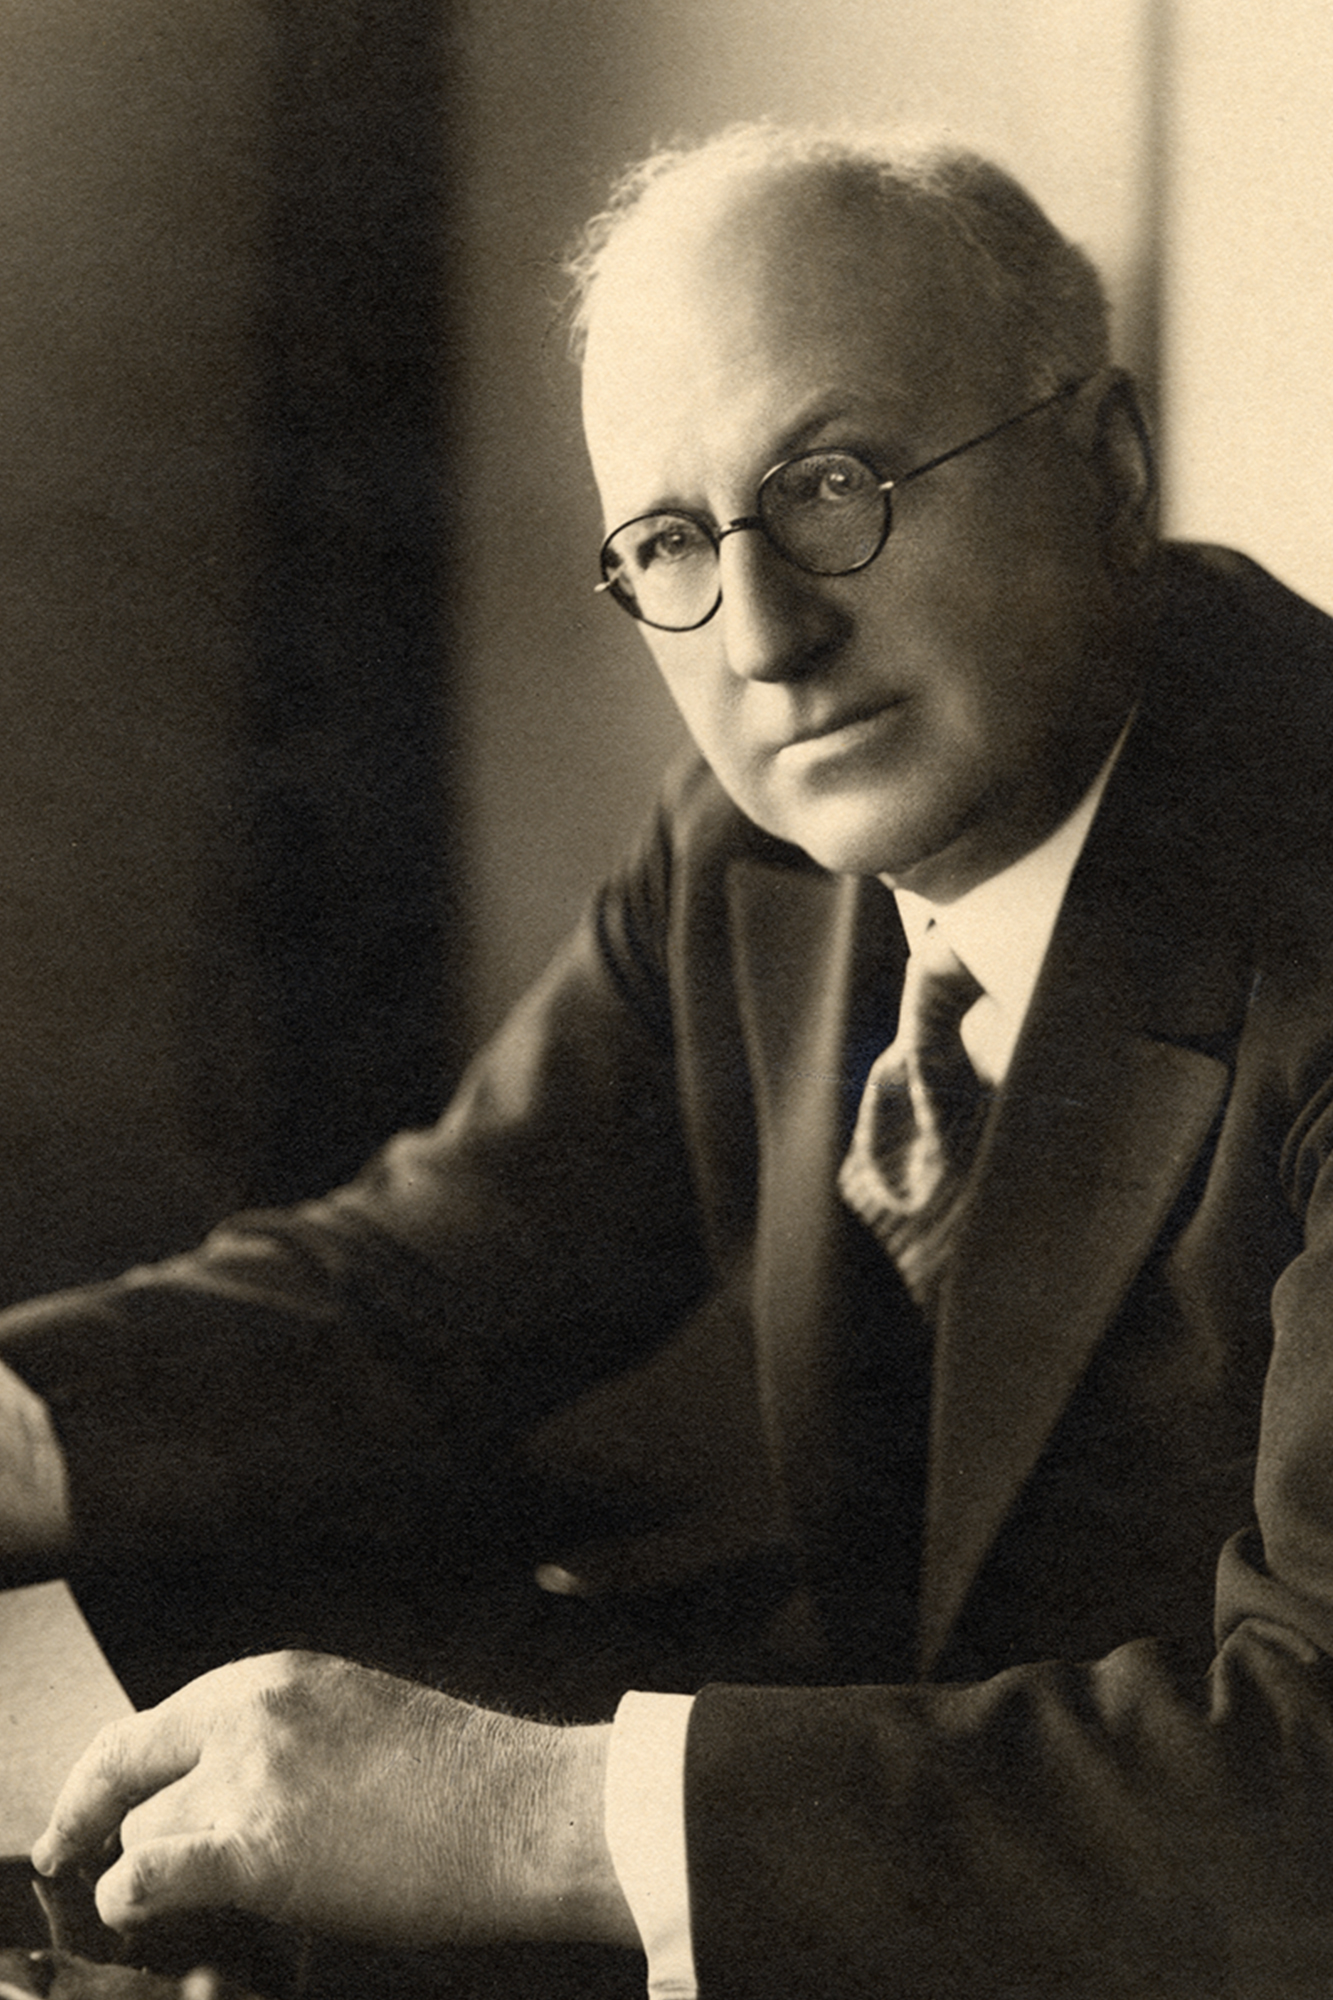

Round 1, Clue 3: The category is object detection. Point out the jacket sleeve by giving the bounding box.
[0,780,711,1567]
[683,1080,1333,2000]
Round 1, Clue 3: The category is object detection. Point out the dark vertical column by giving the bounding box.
[243,0,458,1201]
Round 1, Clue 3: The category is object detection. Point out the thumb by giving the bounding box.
[95,1831,256,1933]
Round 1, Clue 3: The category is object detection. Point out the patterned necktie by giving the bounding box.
[838,927,988,1318]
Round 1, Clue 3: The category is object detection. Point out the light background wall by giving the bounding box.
[1164,0,1333,613]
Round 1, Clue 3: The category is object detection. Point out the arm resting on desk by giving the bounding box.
[0,1362,69,1562]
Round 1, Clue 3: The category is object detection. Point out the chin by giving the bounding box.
[771,805,917,880]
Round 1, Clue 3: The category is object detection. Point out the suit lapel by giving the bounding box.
[918,719,1251,1672]
[728,854,907,1471]
[730,857,936,1671]
[918,999,1231,1672]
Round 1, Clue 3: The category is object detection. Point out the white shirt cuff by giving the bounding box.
[605,1690,697,1999]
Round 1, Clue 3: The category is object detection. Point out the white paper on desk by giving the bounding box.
[0,1580,133,1858]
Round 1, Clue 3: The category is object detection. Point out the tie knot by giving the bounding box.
[901,930,982,1053]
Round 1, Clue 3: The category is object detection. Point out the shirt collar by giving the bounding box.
[889,718,1131,1082]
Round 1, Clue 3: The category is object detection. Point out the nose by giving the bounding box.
[715,529,849,683]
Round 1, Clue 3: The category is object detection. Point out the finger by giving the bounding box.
[33,1703,201,1877]
[118,1774,202,1853]
[94,1830,256,1933]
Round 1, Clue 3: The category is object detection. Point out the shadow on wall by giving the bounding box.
[0,1,459,1299]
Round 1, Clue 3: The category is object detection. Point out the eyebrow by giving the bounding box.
[775,388,913,461]
[613,389,915,526]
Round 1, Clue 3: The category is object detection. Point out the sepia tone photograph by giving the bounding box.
[0,2,1331,1995]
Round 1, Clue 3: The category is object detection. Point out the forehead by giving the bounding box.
[580,170,1013,515]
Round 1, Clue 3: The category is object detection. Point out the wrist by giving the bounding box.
[520,1721,637,1947]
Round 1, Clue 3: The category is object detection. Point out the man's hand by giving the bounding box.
[32,1651,636,1951]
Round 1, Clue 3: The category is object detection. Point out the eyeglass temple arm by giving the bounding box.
[891,378,1091,492]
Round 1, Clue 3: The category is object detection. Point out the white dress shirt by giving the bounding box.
[893,737,1118,1087]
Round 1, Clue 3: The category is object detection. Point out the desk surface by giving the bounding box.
[0,1580,133,1857]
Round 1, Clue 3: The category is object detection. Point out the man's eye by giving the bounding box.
[783,455,877,507]
[632,517,711,569]
[818,465,856,501]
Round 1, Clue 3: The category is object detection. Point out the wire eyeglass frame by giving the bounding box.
[595,376,1093,633]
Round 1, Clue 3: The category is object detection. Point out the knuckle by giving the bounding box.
[97,1848,156,1927]
[121,1843,163,1904]
[206,1830,252,1899]
[113,1832,248,1921]
[256,1648,344,1725]
[119,1791,169,1851]
[88,1715,138,1786]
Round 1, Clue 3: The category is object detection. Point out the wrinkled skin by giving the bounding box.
[33,1652,621,1950]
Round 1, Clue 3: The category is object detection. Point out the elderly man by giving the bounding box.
[8,122,1333,1997]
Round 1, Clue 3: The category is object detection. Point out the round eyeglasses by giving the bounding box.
[595,378,1091,632]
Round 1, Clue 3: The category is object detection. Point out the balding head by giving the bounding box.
[569,124,1110,405]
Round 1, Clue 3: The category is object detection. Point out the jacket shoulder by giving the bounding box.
[1148,543,1333,802]
[1156,542,1333,684]
[650,751,812,872]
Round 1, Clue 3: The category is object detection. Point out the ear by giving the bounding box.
[1082,369,1158,573]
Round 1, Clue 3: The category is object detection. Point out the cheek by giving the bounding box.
[924,453,1109,634]
[933,534,1113,726]
[645,639,737,758]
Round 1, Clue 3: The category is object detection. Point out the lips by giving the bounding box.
[782,697,905,749]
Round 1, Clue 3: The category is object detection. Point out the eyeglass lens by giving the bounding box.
[600,449,890,631]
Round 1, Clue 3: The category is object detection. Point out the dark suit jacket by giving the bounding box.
[7,543,1333,1995]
